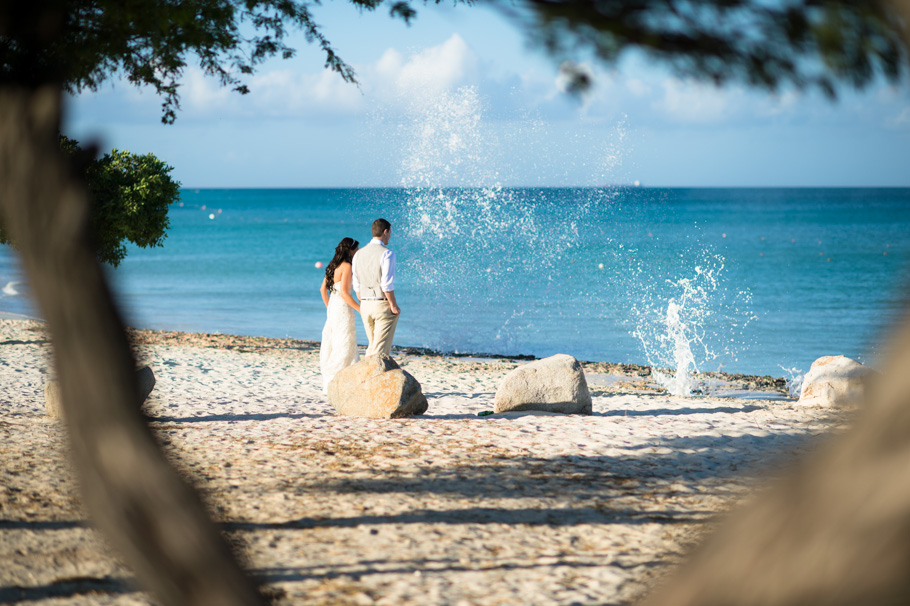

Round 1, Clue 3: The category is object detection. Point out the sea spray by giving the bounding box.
[633,269,714,396]
[653,298,699,395]
[780,366,805,398]
[371,81,758,371]
[629,254,755,396]
[385,84,627,354]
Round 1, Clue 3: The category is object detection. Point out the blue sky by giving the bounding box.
[64,3,910,188]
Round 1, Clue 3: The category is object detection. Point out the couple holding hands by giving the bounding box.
[318,218,401,393]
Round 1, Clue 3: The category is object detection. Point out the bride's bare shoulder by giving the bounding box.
[334,261,352,278]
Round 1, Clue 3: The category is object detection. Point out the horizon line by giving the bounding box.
[176,184,910,190]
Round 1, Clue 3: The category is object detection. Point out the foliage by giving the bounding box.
[0,0,437,123]
[0,136,180,267]
[506,0,909,97]
[77,137,180,267]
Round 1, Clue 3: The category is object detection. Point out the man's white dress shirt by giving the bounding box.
[352,237,396,296]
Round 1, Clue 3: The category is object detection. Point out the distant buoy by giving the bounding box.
[315,261,324,269]
[722,233,727,238]
[201,205,206,211]
[208,213,215,220]
[598,263,604,269]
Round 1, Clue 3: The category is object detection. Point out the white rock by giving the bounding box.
[494,354,592,414]
[798,355,875,408]
[328,355,428,419]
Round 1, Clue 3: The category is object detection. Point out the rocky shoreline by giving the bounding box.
[124,327,791,396]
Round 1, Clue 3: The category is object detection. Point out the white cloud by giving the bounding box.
[183,68,234,110]
[70,33,627,127]
[175,65,365,119]
[368,34,479,102]
[876,85,903,104]
[251,69,364,115]
[170,34,480,120]
[652,78,740,123]
[887,106,910,128]
[757,90,800,116]
[70,29,900,139]
[626,78,652,97]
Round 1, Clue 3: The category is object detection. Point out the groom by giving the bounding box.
[352,218,400,357]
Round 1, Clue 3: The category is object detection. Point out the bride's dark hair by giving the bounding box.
[324,237,359,293]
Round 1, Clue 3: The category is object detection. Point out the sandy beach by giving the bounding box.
[0,317,848,605]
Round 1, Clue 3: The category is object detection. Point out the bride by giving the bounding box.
[319,237,361,393]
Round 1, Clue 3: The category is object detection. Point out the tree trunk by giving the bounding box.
[0,86,263,606]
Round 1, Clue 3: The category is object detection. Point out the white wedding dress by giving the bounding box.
[320,284,359,393]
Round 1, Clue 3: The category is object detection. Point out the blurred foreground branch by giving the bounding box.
[642,311,910,605]
[507,0,909,97]
[0,84,263,606]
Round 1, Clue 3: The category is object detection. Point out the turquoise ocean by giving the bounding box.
[1,187,908,381]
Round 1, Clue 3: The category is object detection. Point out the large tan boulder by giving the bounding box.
[798,355,875,408]
[46,365,156,418]
[328,355,428,419]
[494,354,592,414]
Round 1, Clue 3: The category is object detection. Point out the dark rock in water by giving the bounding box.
[494,354,592,415]
[328,355,428,419]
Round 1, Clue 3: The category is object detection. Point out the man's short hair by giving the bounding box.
[372,218,391,238]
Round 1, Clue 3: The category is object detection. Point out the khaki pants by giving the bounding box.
[360,299,399,357]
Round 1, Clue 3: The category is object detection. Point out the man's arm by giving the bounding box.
[380,249,399,314]
[351,250,360,297]
[384,290,400,315]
